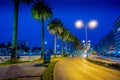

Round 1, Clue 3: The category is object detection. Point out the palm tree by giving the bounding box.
[65,32,71,54]
[73,37,82,50]
[11,0,33,62]
[59,29,69,55]
[31,0,53,58]
[66,33,75,54]
[47,18,63,57]
[73,37,83,56]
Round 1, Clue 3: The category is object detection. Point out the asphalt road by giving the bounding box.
[54,57,120,80]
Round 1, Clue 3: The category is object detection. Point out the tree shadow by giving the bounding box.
[34,63,48,67]
[3,65,28,79]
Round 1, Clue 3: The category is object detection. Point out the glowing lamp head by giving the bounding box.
[88,20,98,29]
[83,44,86,46]
[88,40,91,43]
[82,40,85,43]
[75,20,83,29]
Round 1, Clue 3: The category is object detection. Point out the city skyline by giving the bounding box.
[0,0,120,47]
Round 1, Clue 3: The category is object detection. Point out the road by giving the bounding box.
[54,57,120,80]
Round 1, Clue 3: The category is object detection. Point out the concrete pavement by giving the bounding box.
[0,61,46,80]
[54,57,120,80]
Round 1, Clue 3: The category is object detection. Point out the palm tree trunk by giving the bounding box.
[66,41,67,54]
[61,40,64,55]
[70,41,72,54]
[11,1,19,61]
[41,15,44,58]
[54,34,57,57]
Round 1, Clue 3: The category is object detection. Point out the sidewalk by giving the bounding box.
[0,61,46,80]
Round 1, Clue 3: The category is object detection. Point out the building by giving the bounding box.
[96,16,120,55]
[17,40,29,48]
[96,30,115,54]
[113,16,120,53]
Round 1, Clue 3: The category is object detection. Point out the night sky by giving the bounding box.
[0,0,120,48]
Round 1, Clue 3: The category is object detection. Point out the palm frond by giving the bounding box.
[59,29,70,41]
[31,0,53,21]
[47,18,64,35]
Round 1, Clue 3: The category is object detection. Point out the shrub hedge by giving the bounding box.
[87,58,120,69]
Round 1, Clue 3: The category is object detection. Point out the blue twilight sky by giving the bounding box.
[0,0,120,48]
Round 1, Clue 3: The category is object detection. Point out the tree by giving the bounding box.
[6,42,11,48]
[0,43,5,48]
[72,37,83,56]
[66,33,75,54]
[31,0,53,58]
[65,32,71,54]
[73,37,82,50]
[59,29,69,55]
[47,18,63,57]
[11,0,33,62]
[48,48,53,54]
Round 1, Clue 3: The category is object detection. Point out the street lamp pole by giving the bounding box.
[75,20,98,58]
[85,25,88,58]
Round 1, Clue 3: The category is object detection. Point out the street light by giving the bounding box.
[88,40,91,43]
[75,20,83,29]
[82,40,85,43]
[82,40,91,57]
[88,20,98,29]
[75,20,98,58]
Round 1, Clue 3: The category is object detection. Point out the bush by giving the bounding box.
[87,58,120,69]
[10,58,19,64]
[62,53,68,57]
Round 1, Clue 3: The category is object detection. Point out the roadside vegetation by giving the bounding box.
[0,58,43,65]
[42,61,58,80]
[3,78,17,80]
[87,58,120,70]
[42,57,66,80]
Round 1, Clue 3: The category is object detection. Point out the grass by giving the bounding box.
[0,55,66,65]
[42,61,58,80]
[3,77,17,80]
[0,59,19,65]
[0,58,43,65]
[42,56,66,80]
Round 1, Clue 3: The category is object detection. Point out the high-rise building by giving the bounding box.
[96,30,115,54]
[95,16,120,55]
[17,40,29,48]
[113,16,120,53]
